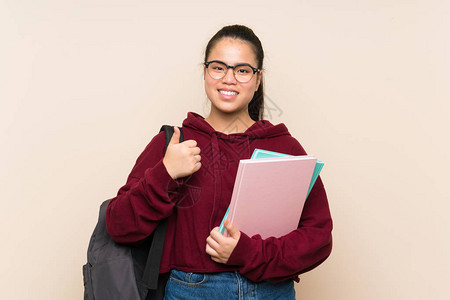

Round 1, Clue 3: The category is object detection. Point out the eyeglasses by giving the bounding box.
[204,60,260,83]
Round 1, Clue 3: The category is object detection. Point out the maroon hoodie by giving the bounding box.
[106,112,332,282]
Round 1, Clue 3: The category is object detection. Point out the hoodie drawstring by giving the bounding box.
[208,133,252,230]
[209,133,221,230]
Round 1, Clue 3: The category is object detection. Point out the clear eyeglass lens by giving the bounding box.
[208,61,227,79]
[207,62,254,82]
[234,65,253,82]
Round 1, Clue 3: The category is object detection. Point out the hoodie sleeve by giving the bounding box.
[226,139,333,282]
[105,132,183,244]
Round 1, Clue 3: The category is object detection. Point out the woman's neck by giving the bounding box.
[205,111,255,134]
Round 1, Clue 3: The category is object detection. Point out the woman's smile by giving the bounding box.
[218,89,239,100]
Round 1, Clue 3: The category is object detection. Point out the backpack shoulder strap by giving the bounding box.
[142,125,184,290]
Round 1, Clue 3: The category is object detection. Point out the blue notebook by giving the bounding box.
[219,149,324,234]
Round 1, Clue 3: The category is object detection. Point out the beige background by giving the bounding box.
[1,0,449,299]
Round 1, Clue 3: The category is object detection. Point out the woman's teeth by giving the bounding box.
[219,90,238,96]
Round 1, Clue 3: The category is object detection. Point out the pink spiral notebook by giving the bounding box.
[223,155,317,239]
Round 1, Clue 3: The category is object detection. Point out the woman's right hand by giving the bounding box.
[163,126,201,179]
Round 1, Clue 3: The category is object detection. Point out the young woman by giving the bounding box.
[106,25,333,299]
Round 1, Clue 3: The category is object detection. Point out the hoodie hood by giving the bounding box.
[182,111,292,160]
[182,112,291,140]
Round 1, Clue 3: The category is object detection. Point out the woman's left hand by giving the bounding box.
[206,220,241,264]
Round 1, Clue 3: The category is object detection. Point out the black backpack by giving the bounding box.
[83,125,183,300]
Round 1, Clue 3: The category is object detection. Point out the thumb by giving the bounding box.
[224,220,240,239]
[169,126,180,145]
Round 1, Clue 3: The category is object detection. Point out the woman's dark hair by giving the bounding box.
[204,25,264,121]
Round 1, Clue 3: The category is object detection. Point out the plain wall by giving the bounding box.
[1,0,449,299]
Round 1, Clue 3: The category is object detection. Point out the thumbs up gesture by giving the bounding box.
[163,126,201,179]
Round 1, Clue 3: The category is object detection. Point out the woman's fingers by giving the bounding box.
[206,235,220,251]
[191,146,201,155]
[182,139,197,148]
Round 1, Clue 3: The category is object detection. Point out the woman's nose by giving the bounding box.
[222,68,237,84]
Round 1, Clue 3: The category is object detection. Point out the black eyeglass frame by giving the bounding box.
[203,60,261,82]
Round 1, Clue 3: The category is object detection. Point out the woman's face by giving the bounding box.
[204,38,262,119]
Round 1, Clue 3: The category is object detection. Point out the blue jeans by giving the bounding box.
[164,269,295,300]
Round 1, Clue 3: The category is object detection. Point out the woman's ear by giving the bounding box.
[203,65,206,80]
